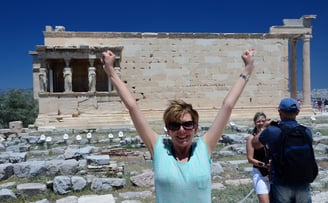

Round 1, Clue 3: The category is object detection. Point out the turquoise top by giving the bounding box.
[153,136,212,203]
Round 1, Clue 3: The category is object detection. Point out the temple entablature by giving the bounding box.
[270,15,316,35]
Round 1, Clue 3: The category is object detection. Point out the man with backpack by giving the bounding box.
[252,98,318,203]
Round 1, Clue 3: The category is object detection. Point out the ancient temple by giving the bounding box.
[29,15,316,129]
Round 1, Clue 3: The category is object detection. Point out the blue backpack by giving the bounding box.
[273,124,318,184]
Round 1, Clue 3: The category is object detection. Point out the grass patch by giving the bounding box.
[212,184,257,203]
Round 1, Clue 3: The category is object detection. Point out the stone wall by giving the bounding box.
[31,27,296,128]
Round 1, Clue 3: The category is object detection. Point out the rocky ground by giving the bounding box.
[0,115,327,203]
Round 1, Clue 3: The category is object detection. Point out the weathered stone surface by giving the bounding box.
[119,190,152,199]
[53,176,71,195]
[91,177,125,191]
[71,176,87,191]
[0,152,27,163]
[16,183,47,196]
[9,121,23,132]
[0,188,17,201]
[0,163,13,180]
[312,191,328,203]
[130,170,154,187]
[55,195,78,203]
[59,159,79,175]
[86,155,110,166]
[13,161,47,178]
[78,194,115,203]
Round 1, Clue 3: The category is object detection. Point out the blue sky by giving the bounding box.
[0,0,327,90]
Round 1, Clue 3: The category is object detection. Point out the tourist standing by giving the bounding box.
[324,99,328,112]
[317,99,323,112]
[252,98,316,203]
[246,112,270,203]
[101,49,255,203]
[297,99,302,109]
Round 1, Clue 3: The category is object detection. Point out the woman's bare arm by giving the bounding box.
[101,50,158,157]
[204,49,255,156]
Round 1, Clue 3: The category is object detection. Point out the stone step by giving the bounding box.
[35,113,133,129]
[34,106,315,130]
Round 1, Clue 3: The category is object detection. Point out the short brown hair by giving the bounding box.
[163,99,199,128]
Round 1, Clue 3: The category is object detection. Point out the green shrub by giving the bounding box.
[0,89,38,128]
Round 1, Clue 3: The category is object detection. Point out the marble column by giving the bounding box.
[88,57,96,92]
[302,34,311,107]
[88,66,96,92]
[290,38,298,99]
[63,58,72,92]
[48,68,53,92]
[39,66,48,93]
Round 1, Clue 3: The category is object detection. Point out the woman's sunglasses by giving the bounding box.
[167,121,194,131]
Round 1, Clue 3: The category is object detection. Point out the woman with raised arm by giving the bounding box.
[101,49,255,203]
